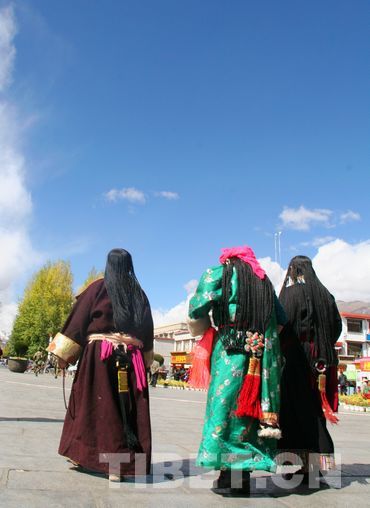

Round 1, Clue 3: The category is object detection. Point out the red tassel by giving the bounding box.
[235,356,262,419]
[320,391,339,424]
[318,373,339,424]
[188,327,215,389]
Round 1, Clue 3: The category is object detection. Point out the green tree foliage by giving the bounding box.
[154,353,164,366]
[8,261,74,356]
[76,266,104,296]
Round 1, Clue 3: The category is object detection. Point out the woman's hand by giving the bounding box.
[117,334,144,349]
[143,349,154,369]
[58,358,68,370]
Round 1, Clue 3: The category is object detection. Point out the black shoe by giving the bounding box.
[281,469,309,485]
[212,470,250,496]
[282,472,294,481]
[230,471,250,495]
[292,470,310,485]
[300,472,310,485]
[212,469,232,490]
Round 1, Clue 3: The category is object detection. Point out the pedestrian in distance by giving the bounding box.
[150,359,160,387]
[363,380,370,399]
[338,371,348,395]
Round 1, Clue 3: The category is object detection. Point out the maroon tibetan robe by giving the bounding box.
[58,278,153,475]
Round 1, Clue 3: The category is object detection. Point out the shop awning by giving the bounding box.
[354,357,370,372]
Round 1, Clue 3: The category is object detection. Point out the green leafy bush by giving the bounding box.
[153,353,164,366]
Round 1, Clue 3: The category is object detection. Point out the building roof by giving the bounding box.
[340,312,370,320]
[154,322,188,333]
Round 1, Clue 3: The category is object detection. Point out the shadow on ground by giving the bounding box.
[0,417,65,423]
[68,458,369,500]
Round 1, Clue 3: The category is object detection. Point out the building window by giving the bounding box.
[347,342,362,358]
[347,319,363,333]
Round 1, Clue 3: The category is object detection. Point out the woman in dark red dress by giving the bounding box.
[48,249,153,480]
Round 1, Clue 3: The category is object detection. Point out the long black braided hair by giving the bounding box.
[279,255,341,366]
[219,257,274,334]
[104,248,148,336]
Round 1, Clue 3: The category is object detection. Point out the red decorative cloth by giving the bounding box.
[188,327,216,389]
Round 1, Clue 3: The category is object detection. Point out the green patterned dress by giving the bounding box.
[188,265,283,472]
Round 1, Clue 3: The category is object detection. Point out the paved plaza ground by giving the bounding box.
[0,367,369,507]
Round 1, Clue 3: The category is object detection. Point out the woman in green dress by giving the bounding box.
[188,246,286,494]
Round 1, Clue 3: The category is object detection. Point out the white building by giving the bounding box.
[336,312,370,387]
[153,322,199,368]
[337,312,370,361]
[153,312,370,373]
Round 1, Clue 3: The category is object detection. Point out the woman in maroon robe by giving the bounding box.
[48,249,153,480]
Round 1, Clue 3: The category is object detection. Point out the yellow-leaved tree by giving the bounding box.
[76,267,104,297]
[8,261,74,357]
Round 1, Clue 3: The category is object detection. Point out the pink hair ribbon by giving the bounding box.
[219,245,266,280]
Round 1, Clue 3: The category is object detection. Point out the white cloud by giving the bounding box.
[105,188,180,205]
[152,300,189,327]
[184,279,198,294]
[105,187,146,204]
[152,261,289,328]
[260,242,370,302]
[0,228,41,291]
[313,239,370,301]
[155,191,179,200]
[0,5,16,92]
[50,236,92,258]
[152,279,198,327]
[153,238,370,329]
[340,210,361,224]
[258,257,286,293]
[0,291,18,340]
[280,206,333,231]
[0,6,41,333]
[301,236,336,248]
[0,105,33,222]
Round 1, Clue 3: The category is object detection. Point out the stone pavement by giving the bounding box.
[0,367,369,507]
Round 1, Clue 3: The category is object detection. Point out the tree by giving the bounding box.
[8,261,74,356]
[154,353,164,366]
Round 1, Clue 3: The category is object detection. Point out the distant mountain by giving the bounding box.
[337,301,370,314]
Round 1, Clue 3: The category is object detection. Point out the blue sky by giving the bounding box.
[0,0,369,331]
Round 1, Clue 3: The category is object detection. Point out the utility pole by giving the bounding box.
[274,233,278,263]
[278,231,282,266]
[274,231,282,266]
